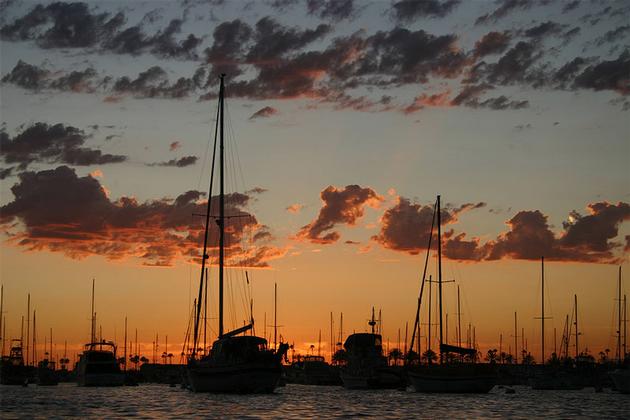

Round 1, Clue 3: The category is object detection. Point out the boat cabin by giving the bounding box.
[344,333,384,357]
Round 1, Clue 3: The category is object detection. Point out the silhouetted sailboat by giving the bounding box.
[76,279,124,387]
[185,74,287,393]
[407,195,496,393]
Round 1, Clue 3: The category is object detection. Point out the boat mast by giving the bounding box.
[218,73,225,339]
[624,293,627,360]
[274,282,277,350]
[409,200,437,360]
[514,312,518,364]
[458,285,462,354]
[330,312,334,363]
[618,266,622,363]
[26,293,30,366]
[91,279,95,343]
[541,256,545,364]
[32,310,36,365]
[124,316,127,371]
[437,195,444,364]
[428,274,432,359]
[574,294,579,359]
[192,76,221,356]
[0,284,3,357]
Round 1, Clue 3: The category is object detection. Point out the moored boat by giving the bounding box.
[76,341,125,387]
[184,74,288,393]
[609,368,630,394]
[0,339,29,385]
[406,195,497,393]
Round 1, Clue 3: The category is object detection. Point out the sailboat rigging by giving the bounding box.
[185,74,287,393]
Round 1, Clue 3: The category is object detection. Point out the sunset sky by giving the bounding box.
[1,0,629,364]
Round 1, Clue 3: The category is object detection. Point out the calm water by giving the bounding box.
[1,384,628,419]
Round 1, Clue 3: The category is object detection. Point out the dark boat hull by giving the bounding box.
[609,369,630,394]
[187,364,281,393]
[408,365,497,393]
[340,367,403,389]
[77,372,125,387]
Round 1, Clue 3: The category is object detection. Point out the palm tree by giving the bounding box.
[422,349,437,364]
[388,348,402,366]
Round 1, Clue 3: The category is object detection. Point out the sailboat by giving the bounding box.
[528,258,583,390]
[407,195,497,393]
[76,279,125,387]
[185,74,288,393]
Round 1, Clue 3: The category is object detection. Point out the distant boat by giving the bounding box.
[0,339,29,385]
[37,358,58,386]
[287,355,341,385]
[406,195,497,393]
[76,279,124,387]
[185,74,288,393]
[340,308,403,389]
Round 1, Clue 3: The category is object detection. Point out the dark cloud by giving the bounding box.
[523,21,565,40]
[2,61,100,93]
[482,41,543,86]
[475,0,535,26]
[464,95,529,110]
[0,122,126,169]
[297,185,381,244]
[148,155,198,167]
[485,202,630,263]
[573,51,630,95]
[391,0,460,22]
[1,3,201,59]
[0,166,14,179]
[473,31,512,57]
[372,197,629,263]
[249,106,278,120]
[268,0,298,11]
[307,0,356,22]
[595,25,630,47]
[562,1,580,14]
[111,66,202,99]
[246,17,331,63]
[1,60,50,90]
[371,197,485,254]
[0,165,282,267]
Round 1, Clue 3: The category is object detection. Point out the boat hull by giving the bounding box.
[408,366,497,393]
[340,368,402,390]
[77,373,125,387]
[609,369,630,394]
[529,371,584,390]
[187,364,281,393]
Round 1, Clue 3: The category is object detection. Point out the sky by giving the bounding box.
[0,0,629,364]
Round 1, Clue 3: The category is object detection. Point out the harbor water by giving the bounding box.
[1,384,628,419]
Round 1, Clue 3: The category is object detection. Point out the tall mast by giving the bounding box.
[26,293,30,366]
[574,294,579,359]
[91,279,95,343]
[437,195,444,364]
[457,286,462,349]
[541,256,545,364]
[204,267,208,354]
[0,284,3,357]
[428,275,432,358]
[274,282,277,350]
[330,312,334,363]
[192,76,221,355]
[409,200,437,359]
[124,316,127,371]
[624,294,627,360]
[218,73,225,339]
[618,266,622,363]
[32,310,36,365]
[514,312,518,364]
